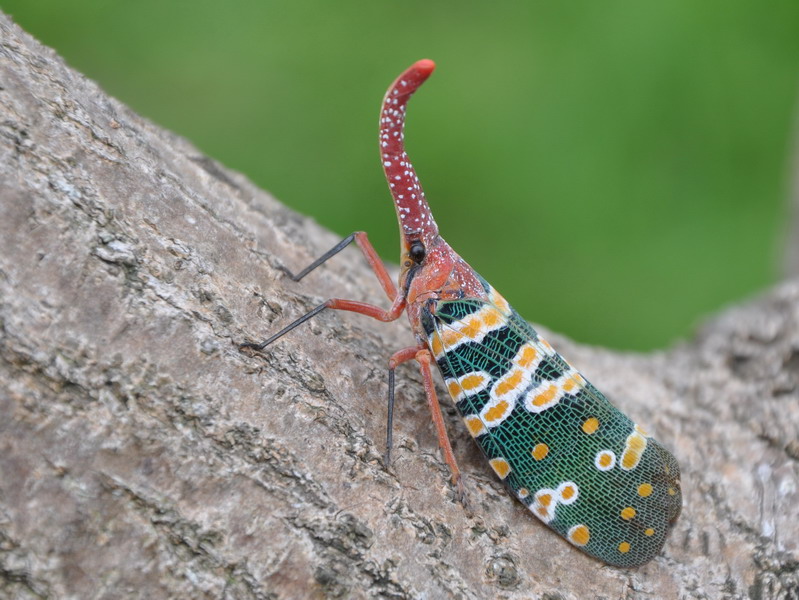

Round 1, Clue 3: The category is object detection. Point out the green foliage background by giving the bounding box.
[4,1,797,350]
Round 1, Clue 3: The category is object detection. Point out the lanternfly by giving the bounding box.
[242,60,681,568]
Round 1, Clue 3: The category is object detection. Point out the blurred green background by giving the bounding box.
[4,1,797,350]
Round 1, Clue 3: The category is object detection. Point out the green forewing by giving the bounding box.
[422,283,681,568]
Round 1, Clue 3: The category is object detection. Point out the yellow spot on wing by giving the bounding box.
[461,318,481,339]
[482,370,520,427]
[461,374,485,391]
[568,524,590,546]
[618,542,631,553]
[532,384,558,407]
[620,507,636,521]
[489,287,510,314]
[582,417,599,434]
[621,452,638,470]
[532,489,557,523]
[595,450,615,470]
[482,309,502,327]
[517,345,538,368]
[638,483,653,497]
[442,328,464,347]
[620,429,648,471]
[430,333,443,357]
[446,372,490,401]
[464,416,486,437]
[644,528,655,536]
[484,400,511,422]
[489,457,511,479]
[531,443,549,461]
[556,481,579,505]
[495,369,524,397]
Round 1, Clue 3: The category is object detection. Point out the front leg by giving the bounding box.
[241,232,405,351]
[279,231,397,301]
[241,295,407,352]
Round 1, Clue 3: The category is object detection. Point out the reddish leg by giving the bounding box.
[241,295,407,352]
[414,349,467,506]
[352,232,397,302]
[281,231,397,301]
[241,232,406,351]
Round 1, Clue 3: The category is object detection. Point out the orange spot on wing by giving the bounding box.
[637,483,653,497]
[482,309,502,327]
[560,485,575,501]
[461,374,485,391]
[461,318,482,339]
[621,431,647,470]
[441,328,464,347]
[644,528,655,536]
[484,400,510,422]
[430,333,443,356]
[447,381,462,398]
[489,458,511,479]
[598,453,612,468]
[517,345,538,368]
[531,443,549,461]
[621,451,639,470]
[464,416,485,437]
[532,384,558,407]
[489,288,510,314]
[495,369,523,397]
[582,417,599,434]
[620,507,636,521]
[562,373,584,393]
[618,542,631,553]
[568,524,590,546]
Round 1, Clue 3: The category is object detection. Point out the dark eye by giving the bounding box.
[409,240,426,263]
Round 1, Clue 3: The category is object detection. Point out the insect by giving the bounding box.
[242,59,681,568]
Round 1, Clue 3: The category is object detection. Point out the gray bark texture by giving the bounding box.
[1,12,798,600]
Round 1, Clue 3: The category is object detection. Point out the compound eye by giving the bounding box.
[409,240,426,263]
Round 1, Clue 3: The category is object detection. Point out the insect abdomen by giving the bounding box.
[424,284,681,568]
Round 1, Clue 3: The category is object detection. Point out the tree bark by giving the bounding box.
[1,12,798,600]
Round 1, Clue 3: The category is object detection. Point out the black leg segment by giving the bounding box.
[384,367,396,467]
[240,302,329,352]
[283,233,357,282]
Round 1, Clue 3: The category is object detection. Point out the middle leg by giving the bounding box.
[414,348,467,506]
